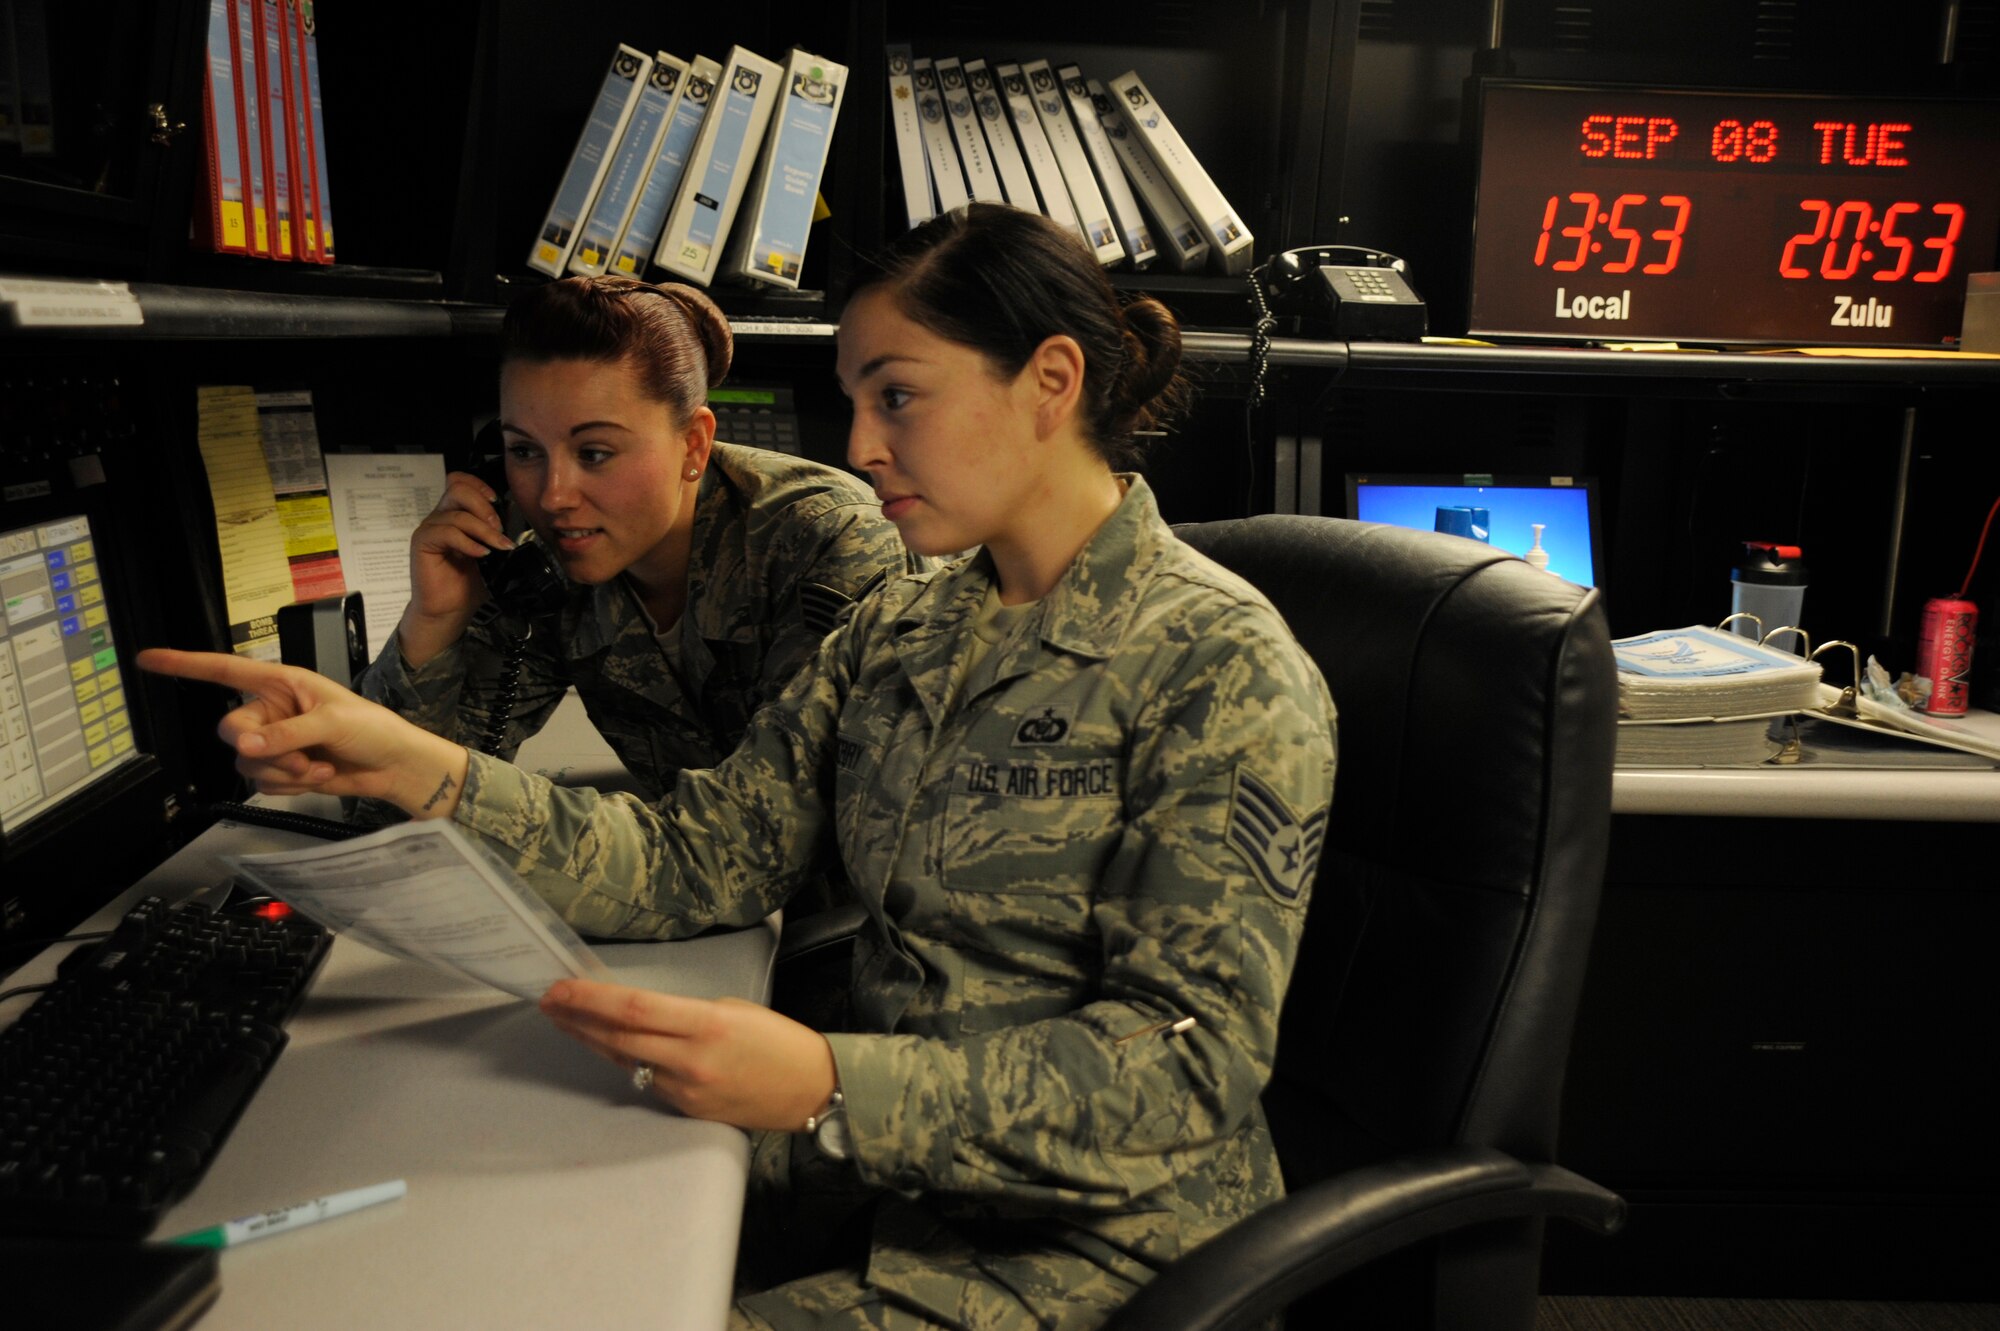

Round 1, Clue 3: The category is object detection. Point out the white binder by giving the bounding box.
[885,44,932,228]
[934,57,1003,204]
[911,58,968,213]
[603,54,719,278]
[1023,60,1124,267]
[1058,64,1156,269]
[1088,79,1208,273]
[528,45,651,277]
[654,45,783,286]
[568,52,685,277]
[1108,70,1254,275]
[964,59,1035,209]
[994,62,1080,241]
[724,49,848,289]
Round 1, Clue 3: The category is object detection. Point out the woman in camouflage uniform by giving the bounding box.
[355,275,909,808]
[140,206,1336,1331]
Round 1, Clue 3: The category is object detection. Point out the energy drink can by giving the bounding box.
[1915,596,1978,716]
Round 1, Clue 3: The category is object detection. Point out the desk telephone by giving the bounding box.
[1254,245,1428,341]
[465,423,569,756]
[468,421,568,620]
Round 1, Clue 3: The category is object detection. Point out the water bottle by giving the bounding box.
[1730,542,1807,652]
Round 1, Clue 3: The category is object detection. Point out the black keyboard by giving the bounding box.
[0,895,329,1238]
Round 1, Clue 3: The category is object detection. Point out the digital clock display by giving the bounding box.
[1468,82,2000,345]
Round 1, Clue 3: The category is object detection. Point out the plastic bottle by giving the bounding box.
[1730,542,1807,652]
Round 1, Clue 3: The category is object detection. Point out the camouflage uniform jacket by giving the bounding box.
[356,442,906,799]
[452,477,1337,1328]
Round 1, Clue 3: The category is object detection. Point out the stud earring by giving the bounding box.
[685,466,700,480]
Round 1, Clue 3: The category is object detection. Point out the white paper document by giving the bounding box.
[322,452,447,664]
[226,820,611,999]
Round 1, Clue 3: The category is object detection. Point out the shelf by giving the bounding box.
[1338,340,2000,397]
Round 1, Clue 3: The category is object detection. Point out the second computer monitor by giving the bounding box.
[1346,474,1603,589]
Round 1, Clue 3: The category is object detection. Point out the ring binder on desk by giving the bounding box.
[1611,621,1824,766]
[1612,622,2000,768]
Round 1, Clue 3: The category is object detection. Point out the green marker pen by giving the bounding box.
[164,1179,406,1248]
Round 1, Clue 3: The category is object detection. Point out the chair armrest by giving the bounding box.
[1100,1145,1625,1331]
[773,902,868,965]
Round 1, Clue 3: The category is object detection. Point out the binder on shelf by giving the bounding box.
[994,63,1080,241]
[654,45,782,287]
[231,0,271,256]
[724,49,847,290]
[964,59,1034,211]
[1109,70,1254,275]
[933,58,1002,204]
[1058,63,1155,269]
[1022,60,1123,267]
[569,51,685,278]
[253,0,296,260]
[1088,79,1207,273]
[605,54,718,279]
[194,0,249,254]
[885,45,932,229]
[297,0,333,261]
[527,44,652,278]
[279,0,319,263]
[911,58,968,214]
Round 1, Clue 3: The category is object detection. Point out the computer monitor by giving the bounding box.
[1346,473,1604,589]
[0,512,146,839]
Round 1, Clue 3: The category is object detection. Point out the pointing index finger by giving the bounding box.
[136,647,281,692]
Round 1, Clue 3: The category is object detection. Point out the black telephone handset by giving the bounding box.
[1254,245,1428,341]
[467,422,568,619]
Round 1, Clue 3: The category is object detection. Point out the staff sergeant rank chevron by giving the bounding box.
[1227,765,1327,905]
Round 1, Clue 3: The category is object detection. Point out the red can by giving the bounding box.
[1915,596,1979,716]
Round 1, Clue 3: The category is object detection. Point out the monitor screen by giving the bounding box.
[1346,474,1603,588]
[0,513,145,837]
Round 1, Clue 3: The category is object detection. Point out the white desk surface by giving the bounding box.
[7,810,777,1331]
[1613,767,2000,821]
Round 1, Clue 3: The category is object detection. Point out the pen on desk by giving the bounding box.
[163,1179,407,1249]
[1115,1015,1198,1045]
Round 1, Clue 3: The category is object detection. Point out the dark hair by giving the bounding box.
[845,204,1190,468]
[499,275,733,425]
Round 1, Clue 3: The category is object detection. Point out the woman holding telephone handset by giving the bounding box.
[355,274,910,814]
[143,206,1336,1330]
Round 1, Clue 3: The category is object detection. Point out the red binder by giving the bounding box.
[192,0,249,254]
[279,0,319,263]
[298,0,335,262]
[253,0,296,260]
[229,0,271,256]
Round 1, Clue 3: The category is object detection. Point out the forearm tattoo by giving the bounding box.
[420,772,457,812]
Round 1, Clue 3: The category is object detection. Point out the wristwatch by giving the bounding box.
[805,1087,850,1161]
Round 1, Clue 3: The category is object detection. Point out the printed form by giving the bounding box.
[227,820,609,999]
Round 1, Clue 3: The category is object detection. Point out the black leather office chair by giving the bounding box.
[1098,515,1625,1331]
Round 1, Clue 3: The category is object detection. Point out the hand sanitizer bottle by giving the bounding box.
[1525,523,1551,572]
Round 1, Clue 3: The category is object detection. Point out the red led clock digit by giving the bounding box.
[1470,82,2000,345]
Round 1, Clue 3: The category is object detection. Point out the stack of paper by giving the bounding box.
[1611,625,1823,767]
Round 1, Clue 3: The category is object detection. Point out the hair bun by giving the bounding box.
[1108,296,1189,440]
[657,283,735,388]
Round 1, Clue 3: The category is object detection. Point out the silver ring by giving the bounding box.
[630,1062,655,1093]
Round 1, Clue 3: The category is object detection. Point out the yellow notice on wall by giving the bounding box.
[196,385,294,660]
